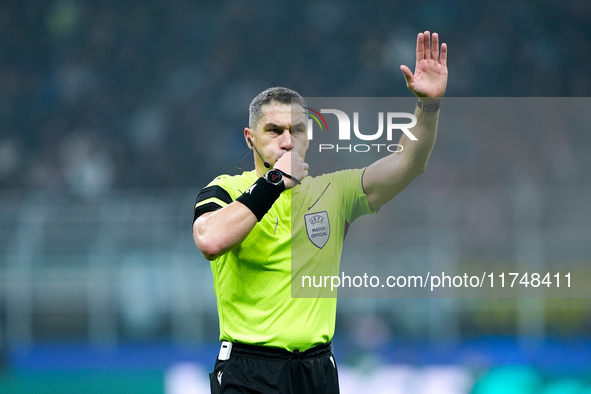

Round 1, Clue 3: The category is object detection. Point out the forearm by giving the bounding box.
[398,100,440,174]
[193,202,258,261]
[364,101,439,210]
[194,173,287,260]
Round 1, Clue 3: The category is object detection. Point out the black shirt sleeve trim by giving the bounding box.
[193,202,224,223]
[196,185,233,205]
[193,185,234,223]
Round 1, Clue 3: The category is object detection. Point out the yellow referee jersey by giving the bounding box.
[194,169,374,351]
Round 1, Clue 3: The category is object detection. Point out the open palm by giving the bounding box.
[400,31,448,98]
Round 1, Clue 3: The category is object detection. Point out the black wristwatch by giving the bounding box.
[264,169,285,191]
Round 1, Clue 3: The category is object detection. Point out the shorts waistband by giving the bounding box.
[229,342,332,360]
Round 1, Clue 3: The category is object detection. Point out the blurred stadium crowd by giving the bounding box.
[1,0,590,197]
[2,1,591,392]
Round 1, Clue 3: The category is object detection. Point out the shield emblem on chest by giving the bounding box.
[304,211,330,249]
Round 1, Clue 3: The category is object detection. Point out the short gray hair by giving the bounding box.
[248,87,307,129]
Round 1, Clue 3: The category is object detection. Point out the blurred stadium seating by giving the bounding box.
[1,1,591,392]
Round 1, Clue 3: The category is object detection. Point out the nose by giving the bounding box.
[280,130,293,150]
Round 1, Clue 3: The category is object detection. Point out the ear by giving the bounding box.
[244,127,253,149]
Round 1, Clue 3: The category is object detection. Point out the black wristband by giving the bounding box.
[236,177,283,221]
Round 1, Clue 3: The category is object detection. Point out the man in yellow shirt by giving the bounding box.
[193,31,448,393]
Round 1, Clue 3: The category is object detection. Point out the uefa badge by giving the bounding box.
[304,211,330,249]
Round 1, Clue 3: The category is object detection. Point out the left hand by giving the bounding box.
[400,31,448,98]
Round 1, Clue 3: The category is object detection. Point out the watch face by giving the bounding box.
[267,170,282,184]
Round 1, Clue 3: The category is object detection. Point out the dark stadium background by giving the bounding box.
[1,1,590,393]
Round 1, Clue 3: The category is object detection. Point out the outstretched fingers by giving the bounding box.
[400,65,413,82]
[416,32,425,61]
[440,42,448,67]
[417,31,448,64]
[431,32,439,61]
[422,31,431,60]
[404,31,448,98]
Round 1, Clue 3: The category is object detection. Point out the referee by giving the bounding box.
[193,31,448,393]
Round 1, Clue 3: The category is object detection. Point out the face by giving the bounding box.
[245,101,309,173]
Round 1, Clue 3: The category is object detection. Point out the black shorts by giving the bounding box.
[209,342,340,394]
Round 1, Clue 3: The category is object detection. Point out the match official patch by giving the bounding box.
[304,211,330,249]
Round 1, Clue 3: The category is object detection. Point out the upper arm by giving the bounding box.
[362,153,422,212]
[193,211,215,234]
[192,177,260,261]
[192,179,235,260]
[193,183,234,223]
[325,169,376,224]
